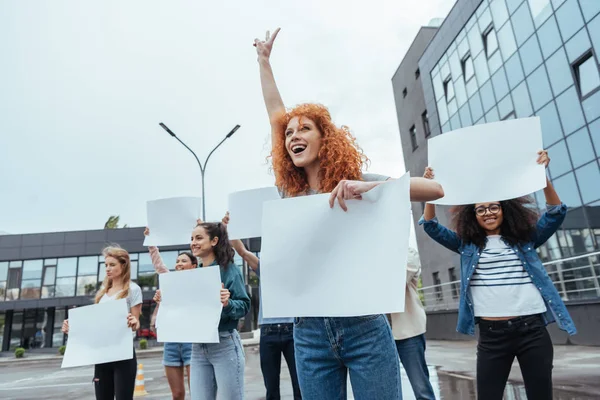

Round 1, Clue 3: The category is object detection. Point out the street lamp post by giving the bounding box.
[159,122,241,221]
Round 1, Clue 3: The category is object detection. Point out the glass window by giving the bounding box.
[422,111,431,137]
[480,80,497,112]
[440,60,450,80]
[567,127,596,168]
[473,52,490,84]
[57,258,77,278]
[488,51,503,75]
[43,266,56,285]
[463,54,475,82]
[555,86,586,134]
[449,50,462,80]
[519,34,543,76]
[449,113,462,131]
[77,276,98,296]
[22,260,43,280]
[526,66,553,111]
[467,25,484,57]
[497,20,517,59]
[466,77,479,98]
[444,78,455,102]
[410,125,418,151]
[490,0,510,28]
[513,81,534,117]
[512,2,535,46]
[9,261,22,268]
[498,94,515,118]
[437,98,449,125]
[589,118,600,158]
[458,37,470,59]
[130,253,138,261]
[138,253,154,274]
[44,259,57,266]
[131,261,138,280]
[545,49,573,96]
[484,27,499,59]
[552,172,582,207]
[478,7,493,33]
[448,98,458,117]
[551,0,567,10]
[555,0,585,41]
[491,68,510,100]
[455,76,468,107]
[20,280,41,299]
[433,72,444,101]
[583,90,600,124]
[590,14,600,61]
[55,277,75,297]
[505,52,525,89]
[441,122,451,133]
[98,262,105,282]
[574,53,600,98]
[485,106,501,123]
[566,29,592,63]
[528,0,553,26]
[548,140,572,177]
[579,0,600,22]
[535,16,561,61]
[575,162,600,203]
[41,285,55,299]
[507,0,524,14]
[77,256,98,276]
[537,101,564,147]
[0,281,6,301]
[0,262,7,281]
[469,92,484,122]
[459,103,473,126]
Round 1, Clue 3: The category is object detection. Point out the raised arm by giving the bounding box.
[144,228,169,274]
[254,28,285,148]
[222,212,259,270]
[533,150,567,247]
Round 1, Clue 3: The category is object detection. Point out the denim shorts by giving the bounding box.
[163,342,192,367]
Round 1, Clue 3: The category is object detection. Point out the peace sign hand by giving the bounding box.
[254,28,281,60]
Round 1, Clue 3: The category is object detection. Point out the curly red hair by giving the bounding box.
[271,103,368,196]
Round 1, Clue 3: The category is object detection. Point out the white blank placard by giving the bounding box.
[428,117,546,205]
[143,197,201,246]
[156,267,222,343]
[227,187,281,240]
[260,173,411,318]
[62,299,132,368]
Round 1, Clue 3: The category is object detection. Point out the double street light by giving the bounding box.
[159,122,241,221]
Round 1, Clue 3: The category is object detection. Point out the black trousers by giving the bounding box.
[93,351,137,400]
[260,323,302,400]
[477,314,553,400]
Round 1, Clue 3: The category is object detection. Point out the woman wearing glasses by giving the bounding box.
[419,150,576,400]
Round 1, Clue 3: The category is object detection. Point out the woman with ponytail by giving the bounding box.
[155,221,251,400]
[62,245,142,400]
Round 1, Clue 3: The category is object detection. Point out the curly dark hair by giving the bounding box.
[198,222,235,269]
[451,196,539,249]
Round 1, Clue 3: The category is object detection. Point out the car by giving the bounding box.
[137,328,157,339]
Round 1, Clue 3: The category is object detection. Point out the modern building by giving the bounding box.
[0,228,258,351]
[393,0,600,303]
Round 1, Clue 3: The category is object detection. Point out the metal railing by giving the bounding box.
[418,251,600,312]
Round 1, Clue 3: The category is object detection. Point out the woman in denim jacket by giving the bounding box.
[419,150,576,400]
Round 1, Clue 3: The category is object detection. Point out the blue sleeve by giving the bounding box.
[418,215,462,254]
[532,203,567,248]
[222,265,251,319]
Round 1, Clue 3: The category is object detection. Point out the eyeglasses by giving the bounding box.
[474,204,501,217]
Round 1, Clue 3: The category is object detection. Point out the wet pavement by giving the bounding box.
[0,342,598,399]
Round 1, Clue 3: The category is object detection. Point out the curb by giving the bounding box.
[0,342,260,366]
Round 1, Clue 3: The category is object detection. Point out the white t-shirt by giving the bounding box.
[470,236,546,318]
[99,282,143,336]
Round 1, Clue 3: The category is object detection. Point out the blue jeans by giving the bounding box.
[163,342,192,367]
[190,330,245,400]
[395,334,435,400]
[260,323,302,400]
[294,315,401,400]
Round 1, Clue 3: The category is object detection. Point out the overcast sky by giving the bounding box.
[0,0,455,243]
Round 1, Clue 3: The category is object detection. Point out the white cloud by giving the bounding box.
[0,0,455,235]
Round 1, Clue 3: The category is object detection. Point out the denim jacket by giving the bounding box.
[419,203,577,336]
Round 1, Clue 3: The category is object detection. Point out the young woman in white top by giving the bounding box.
[62,245,143,400]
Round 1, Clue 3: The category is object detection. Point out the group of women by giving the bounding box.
[61,28,575,400]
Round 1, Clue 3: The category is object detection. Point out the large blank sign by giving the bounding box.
[227,187,280,240]
[428,117,546,205]
[260,174,411,318]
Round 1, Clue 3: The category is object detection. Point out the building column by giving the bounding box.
[2,310,13,352]
[45,308,55,348]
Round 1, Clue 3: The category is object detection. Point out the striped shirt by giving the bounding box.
[471,236,546,318]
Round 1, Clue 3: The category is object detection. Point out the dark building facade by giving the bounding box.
[0,228,258,351]
[393,0,600,301]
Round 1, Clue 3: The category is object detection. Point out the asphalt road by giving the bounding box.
[0,344,597,399]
